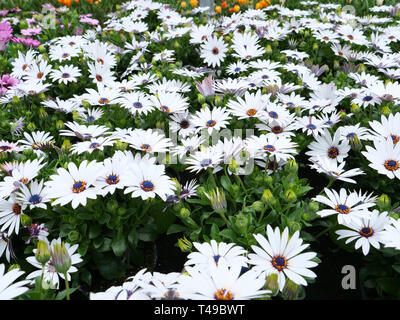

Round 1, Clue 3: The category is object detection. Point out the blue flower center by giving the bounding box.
[72,180,87,193]
[200,159,212,167]
[106,174,120,185]
[133,102,143,109]
[29,194,42,204]
[140,180,154,192]
[268,111,278,119]
[306,123,317,130]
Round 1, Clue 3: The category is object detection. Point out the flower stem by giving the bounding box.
[64,272,70,300]
[39,265,44,299]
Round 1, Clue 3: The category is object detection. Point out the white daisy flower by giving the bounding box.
[185,240,248,270]
[50,65,82,84]
[227,89,268,120]
[200,35,228,68]
[70,136,116,155]
[313,188,375,224]
[248,226,318,291]
[177,259,270,300]
[16,180,50,209]
[45,160,103,209]
[0,197,26,235]
[0,264,29,300]
[191,106,231,135]
[336,210,391,255]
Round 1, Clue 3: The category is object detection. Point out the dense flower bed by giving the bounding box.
[1,0,400,300]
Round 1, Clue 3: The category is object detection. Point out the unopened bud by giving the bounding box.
[51,242,71,274]
[381,106,391,116]
[285,189,297,203]
[36,240,51,265]
[282,279,300,300]
[56,120,65,130]
[377,194,390,210]
[265,273,279,296]
[177,236,192,252]
[262,189,274,204]
[250,201,264,213]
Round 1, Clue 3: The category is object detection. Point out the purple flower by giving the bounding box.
[0,22,13,42]
[79,17,99,25]
[25,223,49,244]
[42,3,57,14]
[74,27,83,36]
[12,37,40,48]
[21,27,42,36]
[196,75,215,97]
[0,10,9,17]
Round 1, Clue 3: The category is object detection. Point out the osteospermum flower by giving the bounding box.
[0,264,29,300]
[0,197,26,235]
[124,129,173,154]
[313,188,375,224]
[200,35,228,68]
[70,136,116,155]
[248,226,318,292]
[26,238,82,289]
[362,138,400,179]
[366,113,400,145]
[177,259,270,300]
[309,158,364,184]
[50,64,82,84]
[306,128,350,164]
[18,131,54,157]
[226,90,268,120]
[94,156,129,196]
[45,161,103,209]
[185,240,248,270]
[150,91,189,114]
[16,180,50,209]
[191,106,231,135]
[185,147,223,173]
[336,210,391,255]
[124,163,175,201]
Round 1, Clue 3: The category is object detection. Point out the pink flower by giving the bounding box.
[0,22,12,42]
[0,74,19,95]
[79,17,99,26]
[21,27,42,36]
[0,10,8,17]
[11,37,40,48]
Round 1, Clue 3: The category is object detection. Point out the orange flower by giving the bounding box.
[233,4,240,12]
[189,0,198,7]
[74,0,79,3]
[180,1,187,8]
[221,1,228,8]
[64,0,72,6]
[228,7,234,13]
[87,0,93,3]
[57,0,63,3]
[255,1,263,9]
[215,5,222,13]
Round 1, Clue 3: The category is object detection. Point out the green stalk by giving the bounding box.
[39,265,44,299]
[64,272,70,300]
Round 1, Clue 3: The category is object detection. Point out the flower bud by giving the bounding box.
[285,159,298,174]
[27,122,36,131]
[68,231,80,242]
[8,264,21,272]
[308,201,319,213]
[228,158,239,174]
[12,96,20,104]
[266,45,272,54]
[197,94,205,104]
[61,139,72,152]
[285,189,297,203]
[288,221,301,233]
[72,110,80,121]
[350,103,360,113]
[20,213,31,227]
[312,43,319,51]
[180,207,191,219]
[55,120,65,130]
[177,236,192,252]
[282,279,300,300]
[36,240,51,265]
[250,201,264,213]
[39,108,48,119]
[117,207,127,215]
[349,134,362,151]
[38,93,46,101]
[214,95,223,107]
[262,189,274,205]
[265,273,279,296]
[115,140,127,151]
[381,106,391,116]
[106,199,118,213]
[264,175,273,187]
[235,213,248,233]
[377,194,390,210]
[51,242,71,274]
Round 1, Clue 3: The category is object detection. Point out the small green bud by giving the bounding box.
[12,96,20,104]
[350,103,360,113]
[82,100,91,108]
[339,111,348,120]
[358,64,366,73]
[20,213,31,227]
[36,240,51,265]
[349,134,362,151]
[8,264,21,272]
[115,140,128,151]
[39,108,48,119]
[285,159,298,174]
[377,194,390,210]
[285,189,297,203]
[266,45,273,54]
[381,106,391,116]
[228,158,239,174]
[27,122,36,131]
[61,140,72,152]
[264,175,273,187]
[177,236,192,252]
[38,45,46,54]
[56,120,65,130]
[262,189,274,205]
[308,201,319,213]
[265,273,279,296]
[282,279,300,300]
[312,43,319,51]
[38,93,46,101]
[180,207,191,219]
[72,110,80,121]
[235,213,248,234]
[214,95,223,107]
[68,230,80,242]
[51,242,71,274]
[288,221,302,233]
[250,201,264,213]
[197,94,206,104]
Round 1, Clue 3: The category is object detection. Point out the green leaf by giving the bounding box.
[111,232,127,257]
[55,286,79,300]
[220,175,232,191]
[210,224,220,241]
[80,269,92,286]
[89,225,102,239]
[167,224,188,235]
[392,265,400,274]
